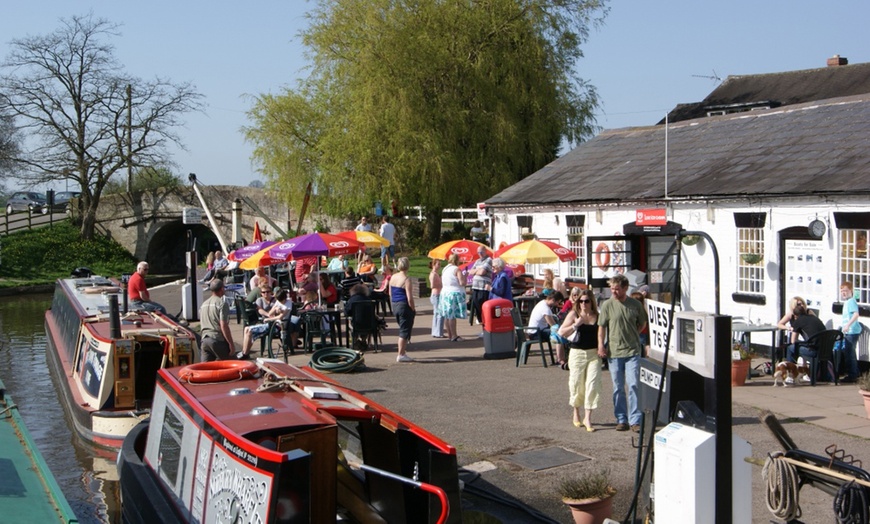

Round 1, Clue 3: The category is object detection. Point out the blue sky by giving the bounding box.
[3,1,869,189]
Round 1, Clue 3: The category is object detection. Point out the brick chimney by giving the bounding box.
[827,55,848,67]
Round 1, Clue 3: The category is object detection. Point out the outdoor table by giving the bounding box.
[732,322,781,379]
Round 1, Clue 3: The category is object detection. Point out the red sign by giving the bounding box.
[636,208,667,226]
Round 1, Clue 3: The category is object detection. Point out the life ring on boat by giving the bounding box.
[178,360,258,383]
[594,243,611,270]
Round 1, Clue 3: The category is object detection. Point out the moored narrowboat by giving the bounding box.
[44,275,197,450]
[117,359,462,523]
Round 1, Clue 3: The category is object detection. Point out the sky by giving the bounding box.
[3,1,870,190]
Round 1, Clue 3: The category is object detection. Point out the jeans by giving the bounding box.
[786,343,817,363]
[842,333,860,379]
[609,354,641,425]
[430,294,444,337]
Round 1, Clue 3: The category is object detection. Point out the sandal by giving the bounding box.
[560,362,569,370]
[452,336,464,342]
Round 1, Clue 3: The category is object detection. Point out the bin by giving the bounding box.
[482,298,515,359]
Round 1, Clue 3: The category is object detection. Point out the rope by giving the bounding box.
[308,347,365,373]
[834,480,870,524]
[763,454,802,521]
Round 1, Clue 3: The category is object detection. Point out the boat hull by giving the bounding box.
[117,421,182,524]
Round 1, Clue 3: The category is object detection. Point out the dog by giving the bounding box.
[772,361,810,386]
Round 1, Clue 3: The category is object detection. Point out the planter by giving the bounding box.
[567,234,582,243]
[860,389,870,419]
[521,233,536,241]
[563,494,614,524]
[731,359,750,386]
[681,235,701,246]
[740,253,763,265]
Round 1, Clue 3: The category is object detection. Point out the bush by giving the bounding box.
[558,468,615,501]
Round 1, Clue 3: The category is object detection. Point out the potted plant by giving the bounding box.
[858,371,870,419]
[681,235,701,246]
[558,468,616,524]
[731,342,754,386]
[521,232,537,241]
[567,233,582,243]
[740,253,763,265]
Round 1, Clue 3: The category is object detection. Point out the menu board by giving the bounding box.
[784,239,826,311]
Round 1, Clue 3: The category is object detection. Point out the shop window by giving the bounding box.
[839,229,869,304]
[736,226,764,295]
[566,215,585,279]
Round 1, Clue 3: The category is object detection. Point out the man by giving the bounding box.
[355,216,372,232]
[598,274,648,433]
[248,267,276,299]
[527,291,564,339]
[488,258,513,303]
[839,281,861,383]
[200,279,236,361]
[379,216,396,268]
[127,261,167,315]
[469,246,493,336]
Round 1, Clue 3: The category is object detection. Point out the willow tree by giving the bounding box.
[246,0,605,239]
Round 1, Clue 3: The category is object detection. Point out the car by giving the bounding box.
[5,192,48,215]
[53,191,82,211]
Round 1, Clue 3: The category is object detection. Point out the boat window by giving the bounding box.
[158,406,185,486]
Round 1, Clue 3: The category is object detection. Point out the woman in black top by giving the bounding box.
[558,289,601,432]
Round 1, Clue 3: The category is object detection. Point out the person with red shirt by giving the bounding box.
[127,261,167,315]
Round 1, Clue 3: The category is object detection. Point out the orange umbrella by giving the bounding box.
[252,221,263,243]
[493,239,576,265]
[428,239,491,263]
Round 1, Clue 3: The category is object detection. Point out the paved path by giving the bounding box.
[151,279,870,523]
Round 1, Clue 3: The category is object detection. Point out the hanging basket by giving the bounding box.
[521,233,537,241]
[740,253,763,265]
[681,235,701,246]
[567,233,582,243]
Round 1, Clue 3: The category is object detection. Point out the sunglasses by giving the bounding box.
[577,299,590,303]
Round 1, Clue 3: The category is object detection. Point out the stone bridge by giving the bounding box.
[88,186,346,273]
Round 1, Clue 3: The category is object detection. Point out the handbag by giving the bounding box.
[566,328,580,344]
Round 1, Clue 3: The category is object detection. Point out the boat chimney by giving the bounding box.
[109,294,122,339]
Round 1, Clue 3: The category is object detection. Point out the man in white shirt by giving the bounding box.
[527,291,564,340]
[355,216,372,232]
[379,216,396,268]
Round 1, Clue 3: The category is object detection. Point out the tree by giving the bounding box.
[104,166,184,194]
[245,0,605,241]
[0,111,20,178]
[0,14,203,239]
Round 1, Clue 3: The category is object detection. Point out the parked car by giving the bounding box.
[53,191,82,211]
[5,192,48,215]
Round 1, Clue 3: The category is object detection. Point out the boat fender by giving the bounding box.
[594,242,610,271]
[178,360,259,383]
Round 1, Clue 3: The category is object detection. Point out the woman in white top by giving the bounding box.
[438,253,467,341]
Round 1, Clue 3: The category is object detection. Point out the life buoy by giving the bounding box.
[594,242,611,270]
[178,360,258,383]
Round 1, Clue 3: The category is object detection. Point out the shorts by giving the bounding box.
[381,245,395,259]
[393,301,416,339]
[247,323,272,341]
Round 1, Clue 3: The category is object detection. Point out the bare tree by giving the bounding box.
[0,14,203,238]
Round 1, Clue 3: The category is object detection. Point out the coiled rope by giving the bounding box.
[308,346,365,373]
[834,480,870,524]
[763,454,802,521]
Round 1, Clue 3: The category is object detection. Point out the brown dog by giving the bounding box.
[772,361,810,386]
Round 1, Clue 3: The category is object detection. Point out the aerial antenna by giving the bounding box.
[692,69,722,84]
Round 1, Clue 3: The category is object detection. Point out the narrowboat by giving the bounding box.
[117,359,462,523]
[0,377,78,523]
[44,275,197,450]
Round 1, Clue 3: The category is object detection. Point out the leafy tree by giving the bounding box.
[104,166,184,194]
[245,0,605,242]
[0,14,203,239]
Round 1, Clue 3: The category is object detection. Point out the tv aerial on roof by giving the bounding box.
[691,69,722,84]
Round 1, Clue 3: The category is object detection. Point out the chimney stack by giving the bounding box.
[827,55,848,67]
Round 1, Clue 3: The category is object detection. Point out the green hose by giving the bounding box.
[308,346,366,373]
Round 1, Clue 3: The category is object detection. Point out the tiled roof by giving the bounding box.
[486,94,870,207]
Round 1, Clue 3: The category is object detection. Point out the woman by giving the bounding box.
[776,296,814,332]
[357,255,377,283]
[551,287,583,368]
[318,273,339,306]
[541,268,566,297]
[200,251,217,283]
[429,259,445,338]
[389,257,415,362]
[439,253,467,342]
[558,289,601,432]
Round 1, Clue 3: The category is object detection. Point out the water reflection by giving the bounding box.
[0,293,120,523]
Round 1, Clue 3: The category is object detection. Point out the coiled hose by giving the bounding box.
[834,480,870,524]
[308,346,365,373]
[763,454,802,521]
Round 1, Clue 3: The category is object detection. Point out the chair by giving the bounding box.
[796,329,844,385]
[349,300,382,353]
[234,295,260,326]
[510,307,553,367]
[262,318,295,362]
[301,310,329,353]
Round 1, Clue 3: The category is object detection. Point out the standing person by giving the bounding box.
[199,280,236,361]
[839,281,861,383]
[439,253,467,342]
[469,246,493,336]
[294,256,316,290]
[127,261,167,315]
[390,257,416,362]
[488,258,513,303]
[429,259,445,338]
[558,289,601,432]
[379,216,396,269]
[597,274,648,433]
[355,216,372,232]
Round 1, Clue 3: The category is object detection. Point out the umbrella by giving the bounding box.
[252,221,263,243]
[335,230,391,248]
[279,232,363,258]
[493,239,577,265]
[428,239,492,263]
[239,240,296,270]
[227,240,277,262]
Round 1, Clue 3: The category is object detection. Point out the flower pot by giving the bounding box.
[681,235,701,246]
[563,494,614,524]
[860,389,870,419]
[567,234,582,243]
[521,233,536,241]
[740,253,763,265]
[731,359,750,386]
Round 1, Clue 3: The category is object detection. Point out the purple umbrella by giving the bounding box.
[227,240,278,262]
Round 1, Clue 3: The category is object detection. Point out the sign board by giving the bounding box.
[646,298,680,358]
[182,207,202,225]
[477,203,487,221]
[636,208,668,226]
[784,239,826,312]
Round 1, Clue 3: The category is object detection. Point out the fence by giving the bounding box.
[1,211,67,236]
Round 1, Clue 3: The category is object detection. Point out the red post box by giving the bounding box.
[482,298,515,359]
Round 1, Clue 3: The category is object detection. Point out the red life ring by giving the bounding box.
[594,242,611,270]
[178,360,258,383]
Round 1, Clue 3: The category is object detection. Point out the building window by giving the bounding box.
[840,229,869,304]
[566,215,585,279]
[737,227,764,294]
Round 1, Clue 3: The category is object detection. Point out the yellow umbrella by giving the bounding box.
[493,239,577,265]
[335,230,390,247]
[427,239,491,263]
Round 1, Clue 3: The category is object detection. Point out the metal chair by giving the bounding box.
[510,307,553,367]
[796,329,844,385]
[301,310,329,353]
[262,318,295,362]
[349,300,382,353]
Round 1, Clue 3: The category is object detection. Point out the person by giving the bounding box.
[248,267,276,295]
[631,291,650,356]
[598,274,648,433]
[439,253,467,342]
[253,285,276,317]
[776,296,814,331]
[429,259,445,338]
[785,302,827,383]
[240,289,294,358]
[327,254,348,272]
[390,257,415,362]
[470,220,486,241]
[294,257,316,290]
[319,272,339,306]
[345,283,375,352]
[527,291,564,341]
[370,265,392,305]
[839,281,861,383]
[558,289,601,432]
[199,279,235,361]
[210,250,230,282]
[300,290,319,311]
[488,258,513,302]
[357,255,377,283]
[127,261,167,315]
[200,251,216,283]
[540,268,566,297]
[340,266,362,296]
[298,272,319,295]
[379,216,396,268]
[355,216,372,232]
[469,246,493,336]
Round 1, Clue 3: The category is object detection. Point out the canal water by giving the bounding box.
[0,293,120,523]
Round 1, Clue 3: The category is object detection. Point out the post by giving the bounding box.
[127,84,133,193]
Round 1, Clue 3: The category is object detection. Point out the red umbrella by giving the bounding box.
[428,239,492,263]
[252,221,263,243]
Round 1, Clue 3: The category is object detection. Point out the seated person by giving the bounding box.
[785,303,827,383]
[299,272,319,294]
[357,255,377,283]
[339,266,362,296]
[527,291,565,340]
[369,265,392,303]
[253,286,276,316]
[327,254,348,272]
[300,290,320,311]
[248,267,277,295]
[319,272,339,306]
[240,289,294,358]
[345,283,375,351]
[210,251,230,282]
